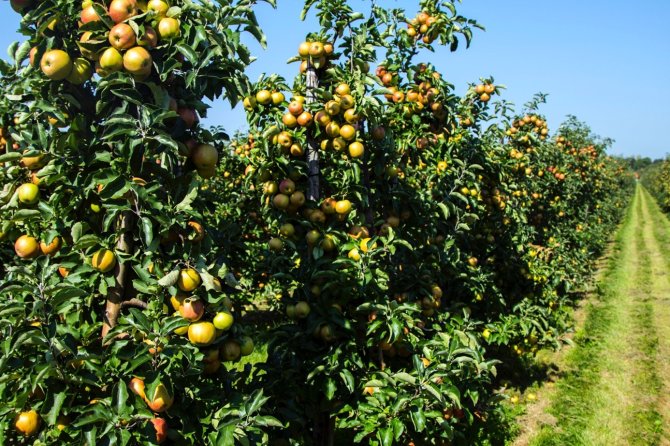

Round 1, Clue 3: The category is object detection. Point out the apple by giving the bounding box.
[99,47,124,73]
[40,50,73,80]
[14,235,40,259]
[268,237,283,251]
[212,311,234,331]
[108,0,138,23]
[147,0,169,17]
[150,418,168,444]
[290,191,305,207]
[239,336,254,356]
[272,194,289,209]
[17,183,40,205]
[220,339,241,361]
[178,108,198,129]
[191,144,218,169]
[10,0,34,13]
[188,321,217,346]
[138,26,158,48]
[123,46,152,75]
[79,32,98,60]
[109,23,137,50]
[66,58,93,85]
[128,377,146,399]
[80,5,101,24]
[145,382,173,413]
[279,179,295,194]
[179,298,204,322]
[294,301,310,319]
[157,17,180,40]
[28,47,38,67]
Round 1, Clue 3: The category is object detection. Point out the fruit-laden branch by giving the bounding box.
[305,61,320,202]
[102,211,135,341]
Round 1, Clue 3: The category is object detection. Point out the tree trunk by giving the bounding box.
[305,62,320,202]
[101,211,135,341]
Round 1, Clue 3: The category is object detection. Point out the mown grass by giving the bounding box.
[529,186,663,446]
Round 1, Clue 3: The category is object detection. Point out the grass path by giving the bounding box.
[524,185,670,446]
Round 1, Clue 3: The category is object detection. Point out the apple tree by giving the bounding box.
[0,0,281,444]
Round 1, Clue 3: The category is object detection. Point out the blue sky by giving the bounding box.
[1,0,668,158]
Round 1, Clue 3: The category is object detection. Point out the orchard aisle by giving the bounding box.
[525,185,670,446]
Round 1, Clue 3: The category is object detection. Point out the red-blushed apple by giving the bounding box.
[109,23,137,50]
[108,0,138,23]
[150,418,168,444]
[137,26,158,48]
[80,5,101,24]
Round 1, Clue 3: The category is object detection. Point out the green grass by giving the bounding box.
[528,185,666,446]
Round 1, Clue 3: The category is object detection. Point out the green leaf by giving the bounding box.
[46,392,67,427]
[410,406,426,432]
[158,269,180,287]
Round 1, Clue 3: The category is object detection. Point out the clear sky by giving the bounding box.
[1,0,668,159]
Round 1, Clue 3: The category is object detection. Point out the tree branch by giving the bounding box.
[120,298,148,310]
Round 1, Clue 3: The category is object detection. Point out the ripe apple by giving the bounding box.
[91,249,117,272]
[80,5,101,24]
[128,377,146,399]
[15,235,40,259]
[279,179,295,194]
[212,311,234,331]
[157,17,180,40]
[66,58,93,85]
[39,236,62,256]
[14,410,40,436]
[138,26,158,48]
[17,183,39,205]
[145,382,173,413]
[150,418,168,444]
[188,321,216,346]
[108,0,138,23]
[191,144,218,169]
[272,194,289,210]
[40,50,73,80]
[290,191,305,207]
[123,46,152,75]
[147,0,169,17]
[109,23,137,50]
[99,47,124,73]
[28,47,38,67]
[179,298,204,322]
[177,268,201,292]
